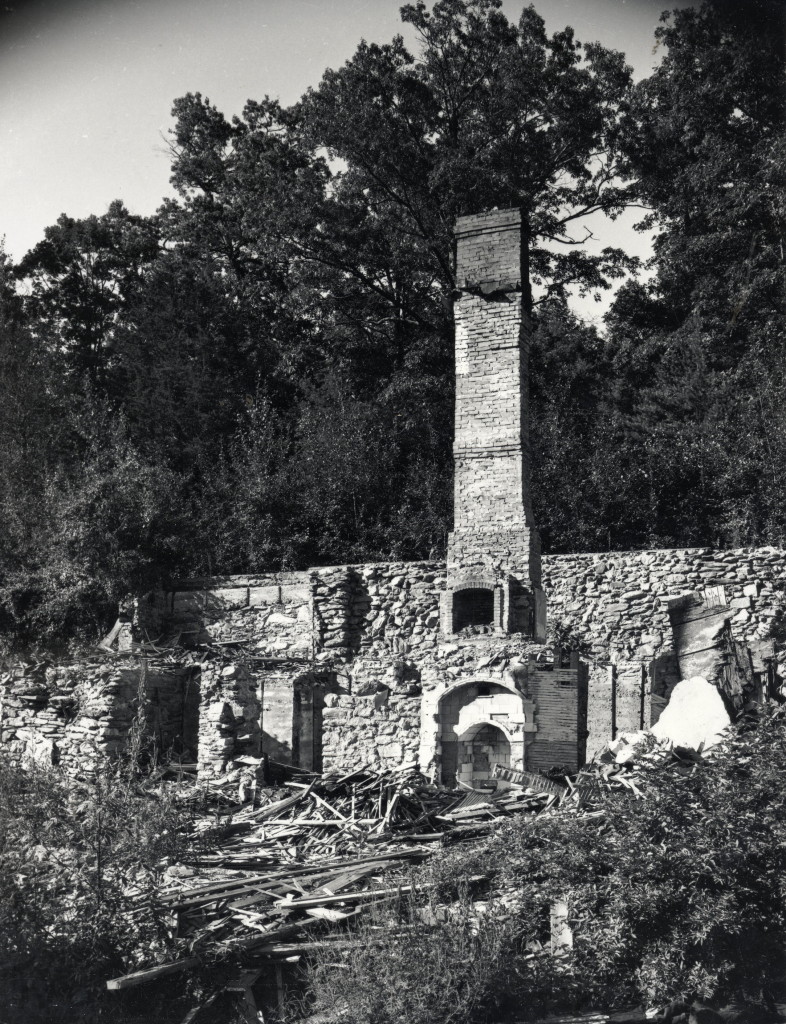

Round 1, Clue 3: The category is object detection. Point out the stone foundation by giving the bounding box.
[0,658,196,773]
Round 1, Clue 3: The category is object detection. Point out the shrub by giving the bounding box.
[306,884,542,1024]
[0,752,196,1021]
[307,706,786,1022]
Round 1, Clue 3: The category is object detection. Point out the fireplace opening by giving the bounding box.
[452,587,494,632]
[457,723,511,789]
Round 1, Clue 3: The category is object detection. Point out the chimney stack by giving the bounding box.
[442,208,546,639]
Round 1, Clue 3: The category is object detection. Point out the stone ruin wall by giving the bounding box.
[3,545,785,777]
[0,660,198,773]
[542,546,786,676]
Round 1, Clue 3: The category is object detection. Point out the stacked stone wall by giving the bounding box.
[0,659,192,774]
[542,546,786,670]
[197,661,261,775]
[321,688,422,771]
[140,572,314,660]
[341,561,444,656]
[8,546,786,780]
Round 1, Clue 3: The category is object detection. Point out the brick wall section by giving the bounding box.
[454,208,524,286]
[526,665,586,773]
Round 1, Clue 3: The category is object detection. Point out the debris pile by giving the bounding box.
[105,740,722,1020]
[105,760,570,995]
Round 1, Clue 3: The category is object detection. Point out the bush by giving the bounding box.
[488,706,786,1012]
[0,752,196,1021]
[307,706,786,1022]
[307,883,542,1024]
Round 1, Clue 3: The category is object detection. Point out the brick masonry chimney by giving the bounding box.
[442,208,546,639]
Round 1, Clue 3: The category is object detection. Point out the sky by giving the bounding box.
[0,0,676,323]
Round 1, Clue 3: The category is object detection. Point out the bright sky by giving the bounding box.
[0,0,675,322]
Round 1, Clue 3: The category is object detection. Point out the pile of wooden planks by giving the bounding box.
[104,750,713,1017]
[106,762,569,998]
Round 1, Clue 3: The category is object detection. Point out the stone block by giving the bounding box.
[268,613,297,626]
[204,587,248,610]
[249,585,281,606]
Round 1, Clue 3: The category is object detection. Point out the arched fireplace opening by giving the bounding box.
[457,722,511,789]
[432,679,528,789]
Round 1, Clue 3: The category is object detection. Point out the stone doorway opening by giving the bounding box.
[259,674,324,771]
[456,722,511,789]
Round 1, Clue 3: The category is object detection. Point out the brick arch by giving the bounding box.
[441,580,504,634]
[451,576,497,594]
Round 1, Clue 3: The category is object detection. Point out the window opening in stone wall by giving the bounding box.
[453,588,494,632]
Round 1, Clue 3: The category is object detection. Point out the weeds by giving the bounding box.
[306,706,786,1023]
[0,746,198,1022]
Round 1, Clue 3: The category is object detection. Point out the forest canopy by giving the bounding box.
[0,0,784,652]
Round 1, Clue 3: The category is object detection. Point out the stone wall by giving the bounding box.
[0,658,196,774]
[149,571,315,658]
[542,546,786,681]
[8,546,785,781]
[196,660,261,774]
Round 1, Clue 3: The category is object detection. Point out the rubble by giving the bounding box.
[93,704,751,1021]
[104,760,571,999]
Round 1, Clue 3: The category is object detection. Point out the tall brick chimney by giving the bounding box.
[442,208,546,639]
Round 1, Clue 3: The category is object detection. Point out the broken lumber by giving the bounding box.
[106,956,200,990]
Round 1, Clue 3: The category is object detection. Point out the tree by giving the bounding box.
[16,202,159,388]
[0,406,189,651]
[605,0,786,547]
[299,0,636,321]
[619,0,785,368]
[151,0,639,564]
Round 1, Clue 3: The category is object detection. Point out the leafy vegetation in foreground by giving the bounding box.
[3,708,786,1023]
[0,752,198,1022]
[0,0,784,651]
[307,705,786,1024]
